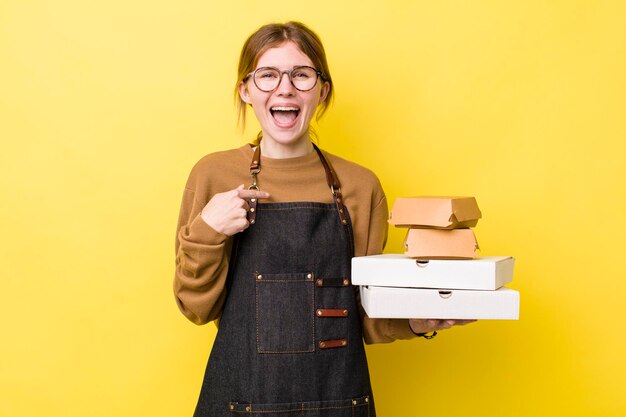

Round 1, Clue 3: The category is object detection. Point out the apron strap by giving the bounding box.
[247,142,349,227]
[312,144,349,226]
[247,145,262,225]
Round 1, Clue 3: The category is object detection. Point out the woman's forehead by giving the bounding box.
[256,41,314,68]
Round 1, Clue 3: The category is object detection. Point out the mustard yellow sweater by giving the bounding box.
[174,143,415,343]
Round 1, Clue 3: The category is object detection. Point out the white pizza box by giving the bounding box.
[351,254,514,290]
[360,285,520,320]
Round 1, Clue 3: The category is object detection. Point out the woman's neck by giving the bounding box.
[259,135,314,159]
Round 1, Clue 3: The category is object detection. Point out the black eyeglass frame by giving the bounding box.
[245,65,325,92]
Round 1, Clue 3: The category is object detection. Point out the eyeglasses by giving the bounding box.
[246,66,323,92]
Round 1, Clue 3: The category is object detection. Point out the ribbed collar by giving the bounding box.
[238,143,323,171]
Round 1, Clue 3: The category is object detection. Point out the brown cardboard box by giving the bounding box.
[389,197,482,229]
[404,228,479,259]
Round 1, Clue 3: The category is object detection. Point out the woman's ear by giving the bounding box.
[238,81,252,104]
[319,81,330,104]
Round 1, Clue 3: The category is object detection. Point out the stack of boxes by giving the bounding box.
[391,197,481,259]
[352,197,520,320]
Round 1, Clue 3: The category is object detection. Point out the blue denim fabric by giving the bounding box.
[193,202,375,417]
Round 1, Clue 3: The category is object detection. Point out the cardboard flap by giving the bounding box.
[450,197,482,223]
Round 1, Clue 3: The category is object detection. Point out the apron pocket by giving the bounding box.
[229,396,371,416]
[255,272,315,353]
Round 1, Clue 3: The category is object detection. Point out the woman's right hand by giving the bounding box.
[409,318,476,334]
[201,184,270,236]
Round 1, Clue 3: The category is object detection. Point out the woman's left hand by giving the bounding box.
[409,319,476,334]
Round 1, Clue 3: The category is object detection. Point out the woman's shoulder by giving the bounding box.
[321,149,386,206]
[191,144,251,173]
[322,150,382,188]
[184,144,252,189]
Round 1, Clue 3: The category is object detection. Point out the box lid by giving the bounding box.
[389,197,482,229]
[351,254,515,290]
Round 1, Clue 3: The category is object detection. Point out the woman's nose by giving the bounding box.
[275,72,295,95]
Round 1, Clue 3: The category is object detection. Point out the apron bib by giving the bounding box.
[193,145,375,417]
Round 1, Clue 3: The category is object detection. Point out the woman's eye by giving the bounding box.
[293,71,310,79]
[256,69,278,79]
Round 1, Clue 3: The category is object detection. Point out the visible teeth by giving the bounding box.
[271,106,299,111]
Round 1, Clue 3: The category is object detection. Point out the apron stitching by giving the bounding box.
[255,272,260,353]
[233,404,359,413]
[255,276,316,354]
[311,276,316,351]
[258,206,335,211]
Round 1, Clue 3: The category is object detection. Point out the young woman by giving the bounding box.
[174,21,471,417]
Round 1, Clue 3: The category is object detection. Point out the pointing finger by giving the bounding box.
[228,184,246,197]
[238,189,270,200]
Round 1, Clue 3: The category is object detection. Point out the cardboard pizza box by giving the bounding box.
[360,285,520,320]
[351,254,514,290]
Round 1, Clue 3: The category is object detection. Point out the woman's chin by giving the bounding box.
[262,127,308,145]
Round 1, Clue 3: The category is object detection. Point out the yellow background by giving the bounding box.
[1,1,625,416]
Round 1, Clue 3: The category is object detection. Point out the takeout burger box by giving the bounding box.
[404,228,479,259]
[389,197,482,229]
[351,255,514,291]
[359,286,520,320]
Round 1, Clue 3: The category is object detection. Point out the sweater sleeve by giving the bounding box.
[359,190,417,344]
[173,187,232,325]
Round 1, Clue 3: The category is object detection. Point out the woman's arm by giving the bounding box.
[173,187,233,325]
[174,180,270,324]
[358,190,418,344]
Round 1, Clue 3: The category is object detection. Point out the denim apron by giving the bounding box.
[193,145,375,417]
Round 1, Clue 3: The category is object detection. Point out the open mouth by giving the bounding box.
[270,106,300,126]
